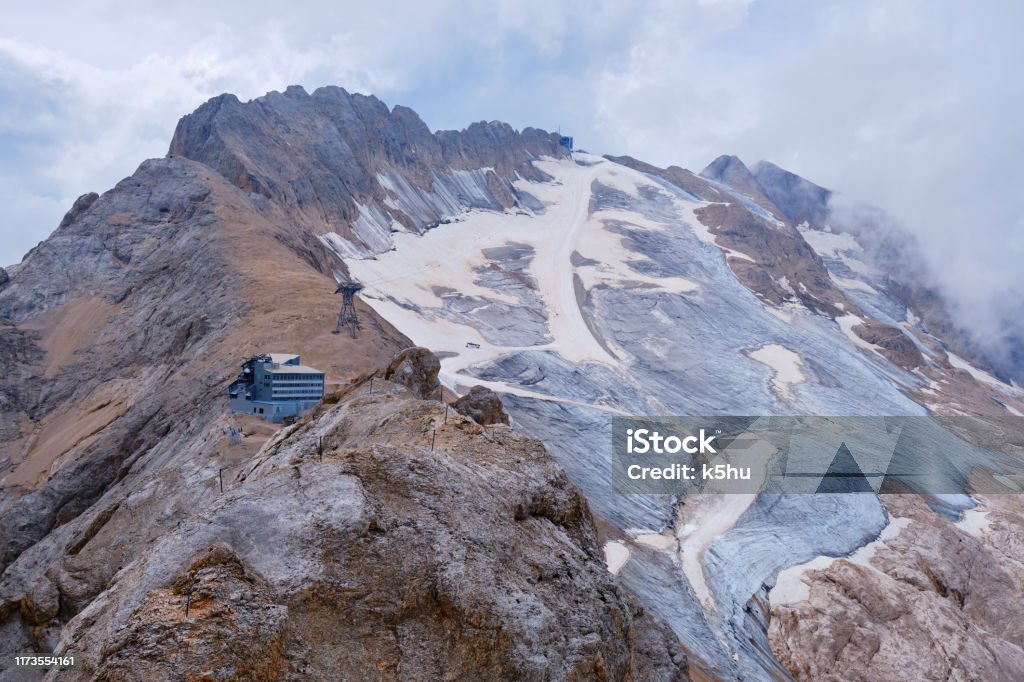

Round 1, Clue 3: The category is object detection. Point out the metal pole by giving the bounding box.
[185,591,191,618]
[369,377,373,394]
[431,429,436,451]
[219,468,223,493]
[444,404,448,425]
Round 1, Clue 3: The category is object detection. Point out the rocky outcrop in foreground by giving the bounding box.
[53,356,686,680]
[383,345,442,399]
[452,385,511,426]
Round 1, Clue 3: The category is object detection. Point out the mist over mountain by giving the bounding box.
[2,86,1024,680]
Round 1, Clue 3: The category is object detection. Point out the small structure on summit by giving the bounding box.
[558,134,573,152]
[227,353,325,422]
[333,281,364,338]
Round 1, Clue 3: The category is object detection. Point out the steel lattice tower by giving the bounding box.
[333,281,365,337]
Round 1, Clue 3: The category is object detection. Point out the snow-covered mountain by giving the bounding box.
[3,86,1023,680]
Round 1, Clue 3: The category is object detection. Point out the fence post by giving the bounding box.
[444,404,449,425]
[185,591,191,619]
[431,429,437,451]
[369,377,374,394]
[218,468,223,494]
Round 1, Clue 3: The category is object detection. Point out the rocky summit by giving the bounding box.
[2,85,1024,681]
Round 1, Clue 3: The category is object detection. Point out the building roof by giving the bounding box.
[266,353,300,364]
[263,364,324,375]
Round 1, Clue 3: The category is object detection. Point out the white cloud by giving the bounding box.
[0,23,398,265]
[578,0,1024,363]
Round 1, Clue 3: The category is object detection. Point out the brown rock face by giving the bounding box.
[96,545,289,681]
[768,493,1024,681]
[383,346,442,399]
[608,154,854,317]
[695,202,851,315]
[451,385,511,426]
[852,320,925,370]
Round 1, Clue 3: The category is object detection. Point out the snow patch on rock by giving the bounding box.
[604,541,630,575]
[769,516,912,607]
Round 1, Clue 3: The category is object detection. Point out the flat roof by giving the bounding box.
[264,364,324,375]
[266,353,300,364]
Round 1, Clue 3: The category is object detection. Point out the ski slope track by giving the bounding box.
[344,154,1011,679]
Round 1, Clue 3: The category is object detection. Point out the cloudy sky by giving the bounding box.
[2,0,1021,340]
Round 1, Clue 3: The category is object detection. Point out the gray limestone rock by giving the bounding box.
[57,192,99,230]
[168,86,569,251]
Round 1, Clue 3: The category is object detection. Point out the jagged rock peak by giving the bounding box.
[699,154,783,217]
[700,155,834,228]
[700,154,753,182]
[167,85,566,172]
[166,85,568,242]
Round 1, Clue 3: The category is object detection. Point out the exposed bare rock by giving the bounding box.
[0,266,8,288]
[383,346,442,400]
[451,385,510,426]
[168,86,568,248]
[607,155,853,317]
[700,155,785,219]
[0,322,42,444]
[852,320,925,370]
[0,158,247,573]
[57,192,99,230]
[0,153,411,660]
[94,545,290,681]
[695,202,852,315]
[768,493,1024,681]
[55,380,687,680]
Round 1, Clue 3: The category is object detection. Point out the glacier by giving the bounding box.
[345,153,981,678]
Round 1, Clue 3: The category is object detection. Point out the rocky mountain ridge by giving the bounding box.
[169,85,568,258]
